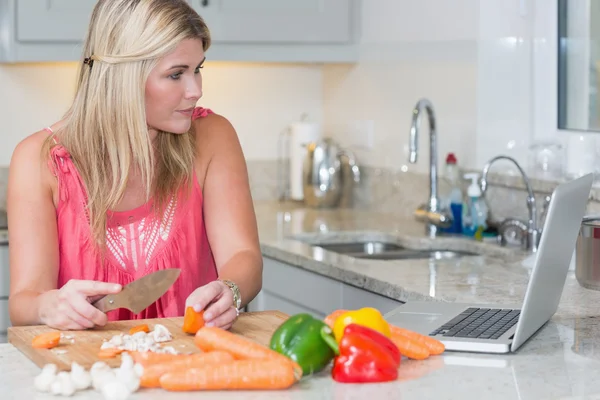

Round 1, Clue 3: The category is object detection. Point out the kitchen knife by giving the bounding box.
[92,268,181,314]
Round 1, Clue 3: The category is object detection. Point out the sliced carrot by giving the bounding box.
[391,325,445,355]
[182,306,205,335]
[32,331,61,349]
[127,351,200,367]
[141,351,234,388]
[159,359,299,391]
[129,324,150,335]
[97,348,124,358]
[194,327,303,378]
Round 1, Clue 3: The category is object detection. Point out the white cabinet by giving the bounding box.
[197,0,352,44]
[14,0,95,42]
[247,257,404,318]
[0,0,359,63]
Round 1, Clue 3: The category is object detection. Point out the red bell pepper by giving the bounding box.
[330,323,400,383]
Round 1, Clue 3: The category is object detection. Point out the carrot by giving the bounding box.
[182,306,205,334]
[391,325,445,355]
[97,348,124,358]
[129,324,150,335]
[159,359,299,391]
[32,331,61,349]
[324,309,347,328]
[127,351,200,367]
[141,351,234,388]
[390,334,430,360]
[194,327,303,378]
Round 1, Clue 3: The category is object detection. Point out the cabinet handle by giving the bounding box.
[202,0,209,6]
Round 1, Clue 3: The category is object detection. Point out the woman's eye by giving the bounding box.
[195,65,204,73]
[169,72,183,80]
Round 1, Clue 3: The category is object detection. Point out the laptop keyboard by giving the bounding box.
[429,307,521,340]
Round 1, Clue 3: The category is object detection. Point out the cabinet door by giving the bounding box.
[247,290,325,319]
[197,0,352,44]
[16,0,95,42]
[341,284,404,316]
[261,257,343,316]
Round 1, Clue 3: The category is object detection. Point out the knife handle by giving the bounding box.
[92,294,117,313]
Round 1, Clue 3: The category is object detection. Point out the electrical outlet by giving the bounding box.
[347,120,374,150]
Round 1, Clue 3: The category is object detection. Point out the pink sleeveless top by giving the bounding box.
[46,107,218,321]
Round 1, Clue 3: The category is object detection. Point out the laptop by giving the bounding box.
[384,173,594,354]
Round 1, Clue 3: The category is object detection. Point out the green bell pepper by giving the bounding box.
[269,313,337,376]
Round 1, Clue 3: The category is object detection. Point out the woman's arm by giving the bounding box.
[194,114,263,308]
[7,132,61,325]
[7,131,120,329]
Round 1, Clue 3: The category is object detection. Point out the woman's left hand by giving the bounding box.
[185,280,239,330]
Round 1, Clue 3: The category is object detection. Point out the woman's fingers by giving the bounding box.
[203,287,234,323]
[69,295,108,327]
[206,306,238,329]
[187,281,225,313]
[58,301,95,329]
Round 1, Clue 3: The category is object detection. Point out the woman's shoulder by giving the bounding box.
[11,126,57,166]
[191,107,238,148]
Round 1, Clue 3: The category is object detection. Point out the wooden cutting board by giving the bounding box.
[7,310,289,371]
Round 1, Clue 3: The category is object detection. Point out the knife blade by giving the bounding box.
[92,268,181,314]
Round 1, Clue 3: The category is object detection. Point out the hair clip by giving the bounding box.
[83,57,94,69]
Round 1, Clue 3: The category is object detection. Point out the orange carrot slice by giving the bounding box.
[129,324,150,335]
[159,359,299,391]
[128,351,200,367]
[194,327,303,378]
[98,348,124,358]
[141,351,234,388]
[391,325,445,355]
[32,331,61,349]
[182,306,205,335]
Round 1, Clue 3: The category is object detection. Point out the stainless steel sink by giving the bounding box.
[314,241,479,261]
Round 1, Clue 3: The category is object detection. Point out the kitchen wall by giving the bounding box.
[0,62,323,166]
[323,0,538,175]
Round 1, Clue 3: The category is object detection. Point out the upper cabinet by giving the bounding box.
[0,0,360,63]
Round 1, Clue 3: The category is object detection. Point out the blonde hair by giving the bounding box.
[46,0,211,247]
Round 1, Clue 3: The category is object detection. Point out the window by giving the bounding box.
[557,0,600,132]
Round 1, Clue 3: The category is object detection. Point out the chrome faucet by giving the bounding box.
[408,98,452,238]
[480,155,542,253]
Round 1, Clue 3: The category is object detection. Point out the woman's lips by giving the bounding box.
[176,107,194,116]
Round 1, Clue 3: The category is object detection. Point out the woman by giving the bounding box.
[7,0,262,331]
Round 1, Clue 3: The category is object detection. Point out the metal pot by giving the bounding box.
[575,216,600,290]
[302,138,360,208]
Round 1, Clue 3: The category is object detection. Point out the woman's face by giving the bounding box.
[145,38,205,137]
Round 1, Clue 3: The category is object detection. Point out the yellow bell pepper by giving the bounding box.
[333,307,391,342]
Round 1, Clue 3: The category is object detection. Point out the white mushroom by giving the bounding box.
[90,362,116,391]
[100,379,131,400]
[114,352,142,393]
[50,371,76,397]
[34,363,58,392]
[70,361,92,391]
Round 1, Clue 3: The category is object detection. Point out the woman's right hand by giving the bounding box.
[38,280,122,330]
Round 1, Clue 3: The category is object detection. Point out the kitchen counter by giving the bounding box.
[3,200,600,399]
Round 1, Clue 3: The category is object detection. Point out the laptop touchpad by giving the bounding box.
[388,312,447,331]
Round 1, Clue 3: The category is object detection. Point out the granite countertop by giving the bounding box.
[3,200,600,399]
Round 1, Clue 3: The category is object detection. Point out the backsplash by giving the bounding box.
[245,160,600,223]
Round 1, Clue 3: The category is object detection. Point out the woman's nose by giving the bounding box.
[186,80,202,101]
